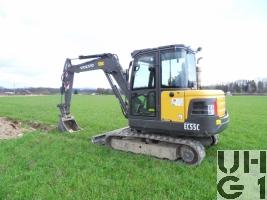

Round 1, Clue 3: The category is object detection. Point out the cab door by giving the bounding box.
[161,91,185,123]
[130,52,158,119]
[160,50,186,123]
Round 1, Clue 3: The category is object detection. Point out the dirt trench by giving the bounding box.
[0,117,56,139]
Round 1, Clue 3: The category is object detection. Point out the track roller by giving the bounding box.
[179,141,205,165]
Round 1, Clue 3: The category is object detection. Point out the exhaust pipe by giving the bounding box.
[196,56,203,89]
[197,66,202,89]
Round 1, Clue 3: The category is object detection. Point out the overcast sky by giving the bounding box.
[0,0,267,88]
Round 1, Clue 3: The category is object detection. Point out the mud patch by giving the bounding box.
[26,121,55,132]
[0,117,56,140]
[0,117,23,139]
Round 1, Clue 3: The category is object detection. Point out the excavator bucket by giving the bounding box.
[58,116,81,132]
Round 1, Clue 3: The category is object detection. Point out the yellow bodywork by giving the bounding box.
[97,60,105,67]
[161,91,185,122]
[161,90,226,122]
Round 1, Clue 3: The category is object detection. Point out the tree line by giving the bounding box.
[1,79,267,95]
[73,88,113,95]
[203,79,267,94]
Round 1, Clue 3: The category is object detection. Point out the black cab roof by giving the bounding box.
[131,44,195,58]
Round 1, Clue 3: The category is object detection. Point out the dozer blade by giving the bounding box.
[91,133,107,145]
[91,127,127,145]
[58,116,81,132]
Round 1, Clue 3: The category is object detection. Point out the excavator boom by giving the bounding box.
[58,53,129,132]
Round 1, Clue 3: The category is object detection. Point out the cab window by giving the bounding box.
[131,92,156,116]
[132,55,155,89]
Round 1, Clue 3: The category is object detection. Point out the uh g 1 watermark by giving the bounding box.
[217,150,267,200]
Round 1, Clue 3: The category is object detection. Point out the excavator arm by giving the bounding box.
[57,53,129,132]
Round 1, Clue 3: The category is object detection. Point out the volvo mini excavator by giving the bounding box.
[57,44,229,165]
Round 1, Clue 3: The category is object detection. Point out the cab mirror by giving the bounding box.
[197,57,203,64]
[197,47,202,52]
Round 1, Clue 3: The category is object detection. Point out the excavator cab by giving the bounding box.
[127,45,228,137]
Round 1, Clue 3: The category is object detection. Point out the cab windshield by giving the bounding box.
[161,49,197,88]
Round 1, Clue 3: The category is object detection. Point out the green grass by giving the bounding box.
[0,95,266,200]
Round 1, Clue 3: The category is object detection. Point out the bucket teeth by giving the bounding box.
[58,116,81,132]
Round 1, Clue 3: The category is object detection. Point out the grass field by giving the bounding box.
[0,95,266,199]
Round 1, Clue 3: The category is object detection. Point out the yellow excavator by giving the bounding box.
[57,44,229,165]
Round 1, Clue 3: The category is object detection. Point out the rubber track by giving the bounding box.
[103,127,206,165]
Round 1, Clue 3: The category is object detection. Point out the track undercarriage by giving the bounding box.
[92,127,218,165]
